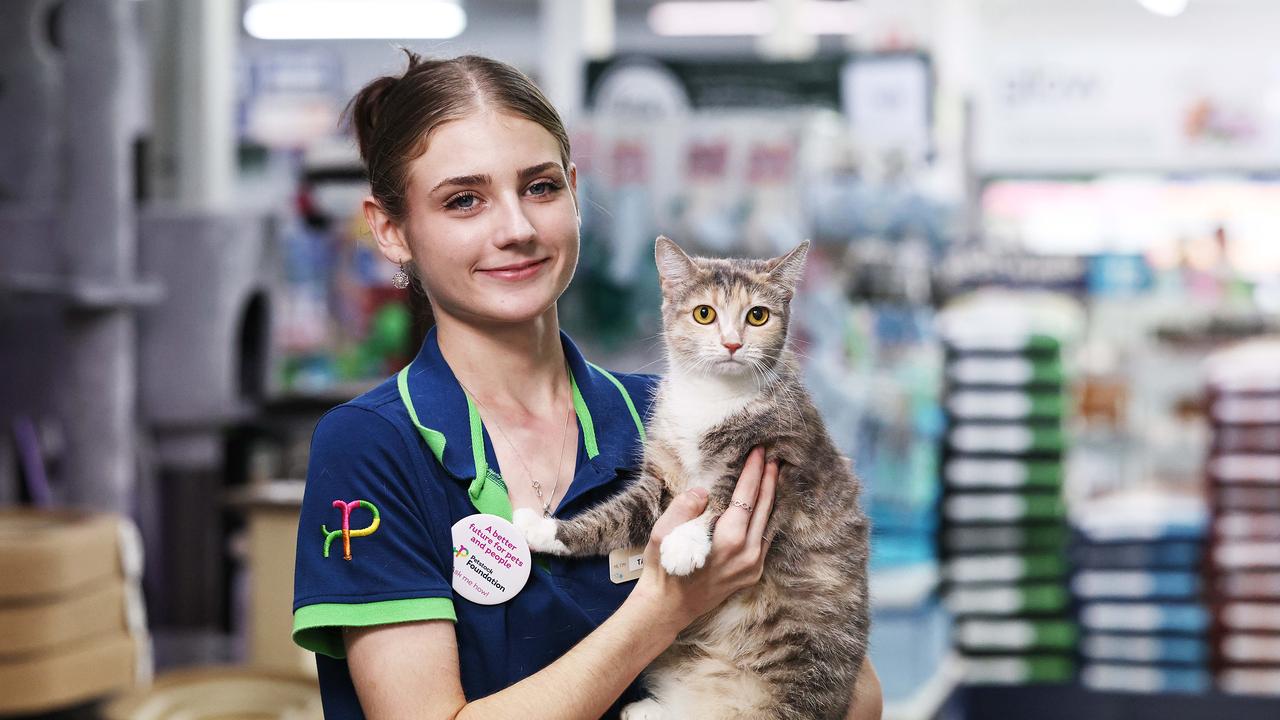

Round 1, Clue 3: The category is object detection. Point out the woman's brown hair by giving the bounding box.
[344,50,572,226]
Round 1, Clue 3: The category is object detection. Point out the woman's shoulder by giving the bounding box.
[302,375,449,526]
[308,375,419,475]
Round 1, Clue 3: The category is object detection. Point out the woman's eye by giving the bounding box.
[528,180,561,196]
[693,305,717,324]
[446,192,478,211]
[747,306,770,326]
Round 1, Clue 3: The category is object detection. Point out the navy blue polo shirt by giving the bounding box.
[292,325,659,719]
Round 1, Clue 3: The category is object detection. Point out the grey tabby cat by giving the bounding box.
[515,236,870,720]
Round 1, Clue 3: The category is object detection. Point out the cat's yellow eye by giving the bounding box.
[692,305,717,324]
[746,306,770,326]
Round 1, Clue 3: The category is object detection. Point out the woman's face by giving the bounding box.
[393,111,579,327]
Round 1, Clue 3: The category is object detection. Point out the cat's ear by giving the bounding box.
[655,235,698,288]
[766,240,811,296]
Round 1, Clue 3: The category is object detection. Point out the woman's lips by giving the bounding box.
[477,257,549,281]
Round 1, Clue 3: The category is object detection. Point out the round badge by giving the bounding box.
[449,514,532,605]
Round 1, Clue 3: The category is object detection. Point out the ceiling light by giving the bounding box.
[1137,0,1189,17]
[244,0,466,40]
[649,2,774,36]
[648,1,863,37]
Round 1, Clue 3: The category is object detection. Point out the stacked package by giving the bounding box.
[937,294,1081,686]
[1070,493,1211,694]
[1205,339,1280,697]
[0,509,152,715]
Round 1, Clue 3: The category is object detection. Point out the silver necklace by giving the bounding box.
[458,361,575,517]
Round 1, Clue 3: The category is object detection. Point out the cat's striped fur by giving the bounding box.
[522,236,870,719]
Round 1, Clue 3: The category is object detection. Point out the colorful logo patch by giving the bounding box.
[322,499,381,561]
[453,545,470,559]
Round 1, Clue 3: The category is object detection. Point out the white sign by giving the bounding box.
[842,55,932,164]
[975,48,1280,173]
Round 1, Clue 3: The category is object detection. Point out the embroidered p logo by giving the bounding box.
[453,545,470,559]
[322,500,381,561]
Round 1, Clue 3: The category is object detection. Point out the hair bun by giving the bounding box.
[343,48,423,166]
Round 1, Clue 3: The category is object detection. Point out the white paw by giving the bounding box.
[660,520,712,576]
[621,698,669,720]
[512,508,569,555]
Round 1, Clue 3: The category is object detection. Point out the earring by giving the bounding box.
[391,261,410,290]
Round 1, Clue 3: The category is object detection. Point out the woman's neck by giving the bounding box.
[434,308,570,421]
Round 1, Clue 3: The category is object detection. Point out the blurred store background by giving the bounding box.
[3,0,1280,718]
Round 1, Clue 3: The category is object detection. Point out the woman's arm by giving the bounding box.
[347,448,780,720]
[345,588,680,720]
[846,658,883,720]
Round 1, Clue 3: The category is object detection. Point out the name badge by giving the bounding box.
[450,514,531,605]
[608,545,646,584]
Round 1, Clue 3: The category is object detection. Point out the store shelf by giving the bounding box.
[884,652,962,720]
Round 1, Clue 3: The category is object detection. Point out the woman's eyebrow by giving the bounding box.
[518,161,563,182]
[429,162,563,194]
[430,173,489,194]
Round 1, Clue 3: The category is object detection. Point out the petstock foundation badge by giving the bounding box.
[449,514,531,605]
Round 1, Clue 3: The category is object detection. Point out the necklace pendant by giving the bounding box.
[542,503,552,517]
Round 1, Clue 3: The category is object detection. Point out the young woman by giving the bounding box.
[291,53,881,720]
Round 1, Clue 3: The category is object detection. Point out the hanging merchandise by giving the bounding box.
[671,136,737,254]
[1203,338,1280,697]
[329,210,412,381]
[936,291,1084,686]
[560,135,663,353]
[277,207,337,391]
[934,250,1090,303]
[277,177,413,394]
[791,249,943,572]
[740,138,806,257]
[606,140,655,286]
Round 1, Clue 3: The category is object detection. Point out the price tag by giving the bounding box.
[449,514,531,605]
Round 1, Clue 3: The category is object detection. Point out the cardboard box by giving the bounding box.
[0,509,137,600]
[0,579,131,656]
[0,630,144,716]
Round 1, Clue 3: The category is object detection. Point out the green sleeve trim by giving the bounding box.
[292,596,457,659]
[397,366,447,465]
[589,363,647,443]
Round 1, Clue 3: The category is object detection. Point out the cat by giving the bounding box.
[515,236,870,720]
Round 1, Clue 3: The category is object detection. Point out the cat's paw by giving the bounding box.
[512,507,570,555]
[660,520,712,576]
[621,698,669,720]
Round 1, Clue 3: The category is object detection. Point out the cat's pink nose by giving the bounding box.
[723,342,742,354]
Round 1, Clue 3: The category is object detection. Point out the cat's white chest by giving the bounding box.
[657,377,755,485]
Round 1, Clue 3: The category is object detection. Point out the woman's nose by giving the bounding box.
[494,195,537,247]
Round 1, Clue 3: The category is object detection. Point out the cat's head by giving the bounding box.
[654,235,809,381]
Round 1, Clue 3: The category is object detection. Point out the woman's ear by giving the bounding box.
[362,195,412,264]
[567,162,580,222]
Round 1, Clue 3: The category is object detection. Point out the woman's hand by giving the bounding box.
[631,445,778,631]
[847,658,883,720]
